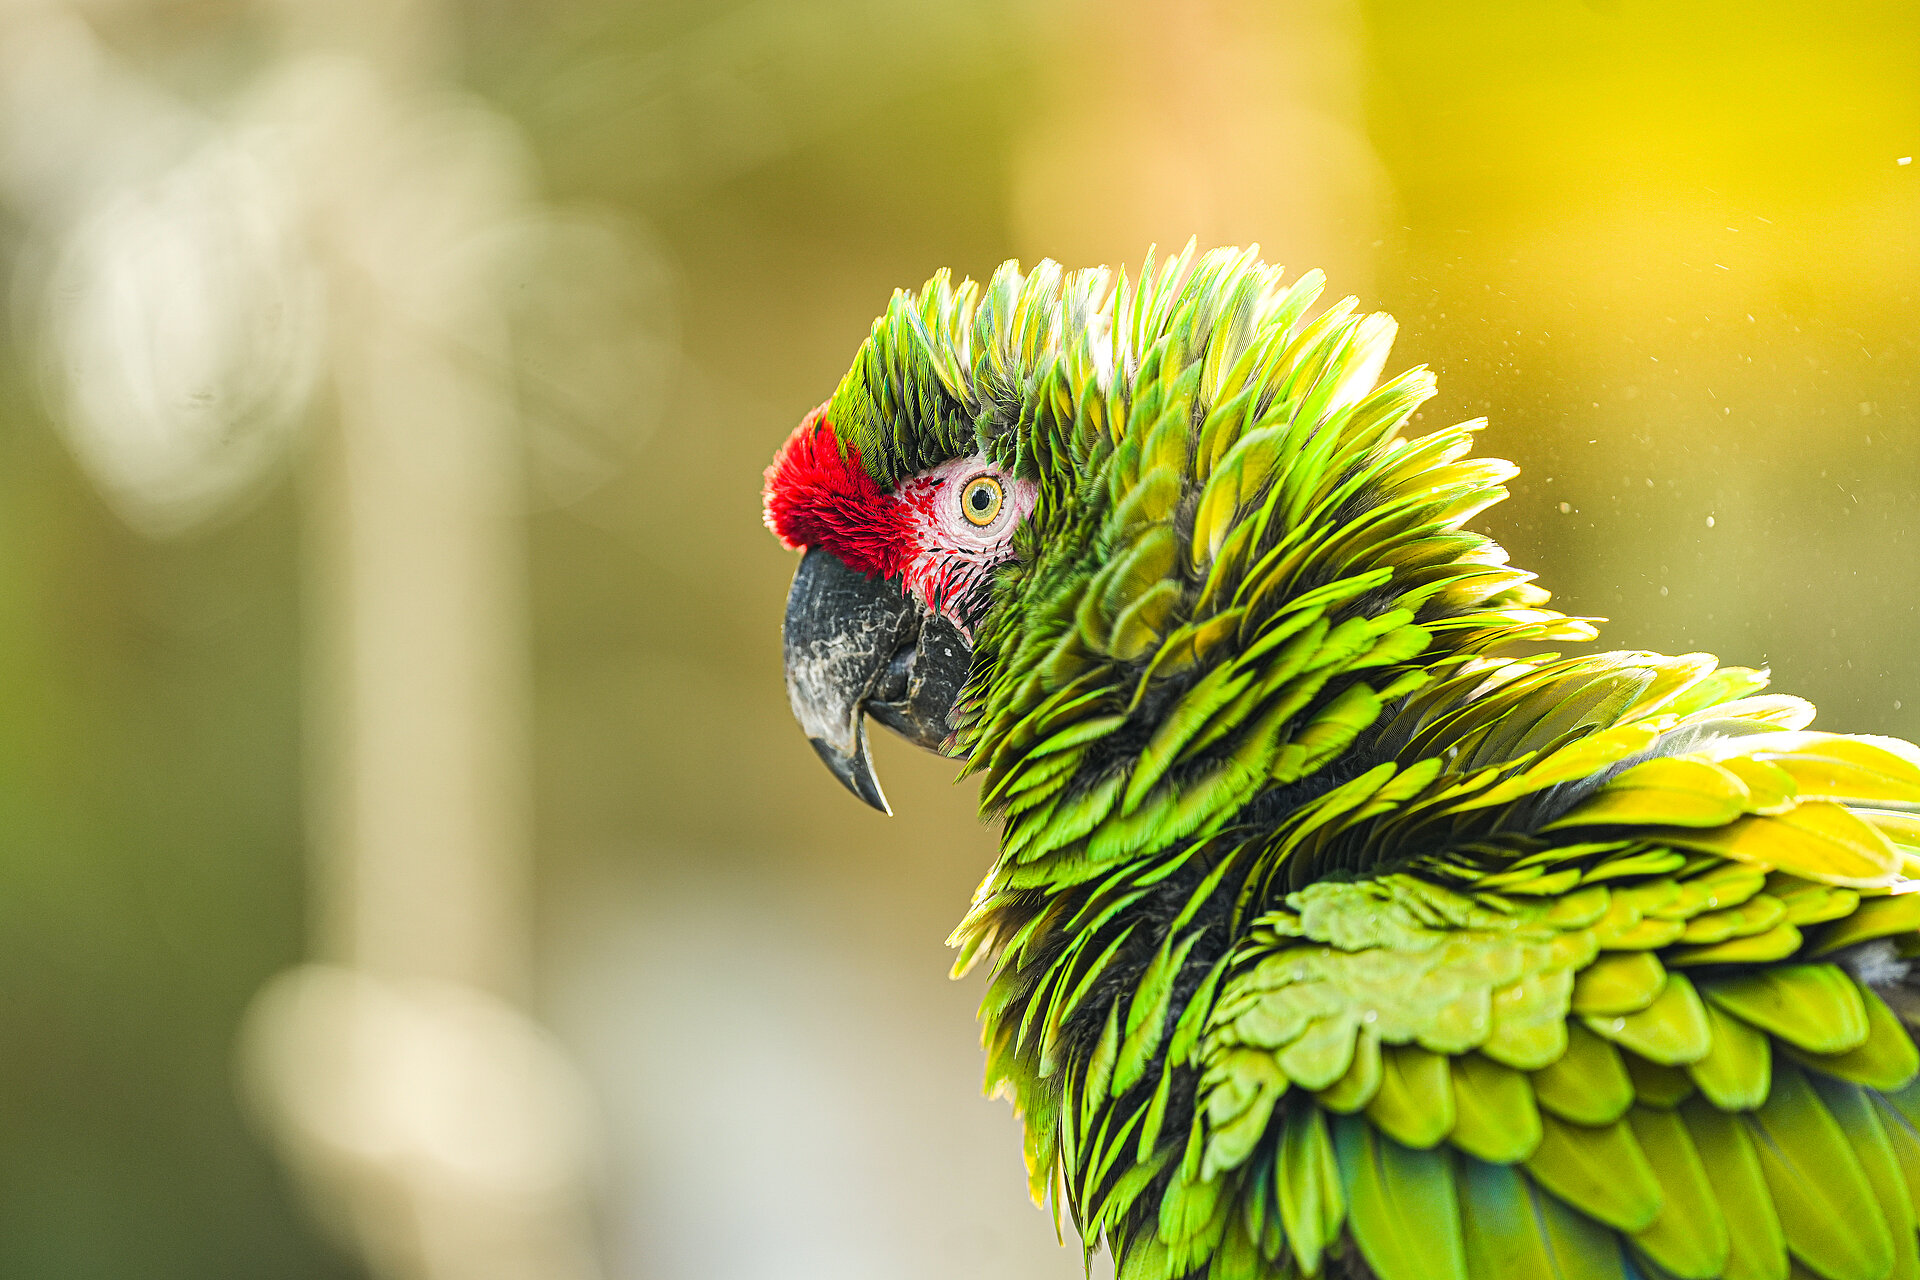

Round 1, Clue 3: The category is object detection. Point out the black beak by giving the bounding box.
[782,547,973,814]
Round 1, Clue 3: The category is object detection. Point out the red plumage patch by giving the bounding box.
[762,407,915,580]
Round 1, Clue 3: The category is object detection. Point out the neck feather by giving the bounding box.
[948,269,1593,934]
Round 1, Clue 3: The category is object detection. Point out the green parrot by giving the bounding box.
[762,244,1920,1280]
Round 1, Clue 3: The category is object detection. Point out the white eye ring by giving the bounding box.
[960,475,1004,527]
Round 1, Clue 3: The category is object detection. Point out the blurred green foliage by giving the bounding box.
[0,375,346,1274]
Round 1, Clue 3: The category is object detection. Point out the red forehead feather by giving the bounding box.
[762,407,915,579]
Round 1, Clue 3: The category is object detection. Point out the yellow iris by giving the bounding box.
[960,475,1004,527]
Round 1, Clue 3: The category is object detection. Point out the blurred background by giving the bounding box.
[0,0,1913,1276]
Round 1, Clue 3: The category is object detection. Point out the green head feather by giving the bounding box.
[828,244,1588,888]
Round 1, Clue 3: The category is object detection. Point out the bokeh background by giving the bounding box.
[0,0,1914,1277]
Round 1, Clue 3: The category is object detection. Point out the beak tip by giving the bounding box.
[807,735,892,816]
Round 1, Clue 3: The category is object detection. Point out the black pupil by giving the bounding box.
[971,486,991,511]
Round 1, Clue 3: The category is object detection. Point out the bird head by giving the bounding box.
[761,251,1113,813]
[764,401,1036,812]
[764,246,1584,822]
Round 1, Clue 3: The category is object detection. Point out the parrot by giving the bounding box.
[761,243,1920,1280]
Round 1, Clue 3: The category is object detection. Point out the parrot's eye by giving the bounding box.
[961,475,1004,527]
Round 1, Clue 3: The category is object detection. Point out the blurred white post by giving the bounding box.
[243,2,606,1277]
[298,57,532,1012]
[227,0,602,1275]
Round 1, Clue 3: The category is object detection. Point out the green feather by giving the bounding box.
[1316,1025,1384,1113]
[1333,1114,1468,1280]
[1649,803,1902,888]
[1627,1105,1731,1279]
[1807,1074,1920,1280]
[1742,1060,1893,1280]
[1871,1087,1920,1226]
[1765,737,1920,804]
[1483,971,1577,1070]
[1766,876,1857,926]
[1680,893,1788,944]
[1085,1002,1122,1118]
[1666,921,1805,967]
[1459,1156,1627,1280]
[1571,951,1669,1017]
[1780,984,1920,1092]
[1524,1112,1663,1233]
[1364,1044,1456,1150]
[1277,1104,1344,1276]
[1532,1022,1635,1125]
[1624,1055,1698,1108]
[1545,756,1751,831]
[1686,1003,1774,1111]
[1136,1063,1174,1163]
[1703,965,1870,1056]
[1278,1013,1361,1091]
[1598,969,1716,1067]
[1113,930,1205,1098]
[1680,1098,1790,1280]
[1449,1053,1543,1163]
[1807,892,1920,956]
